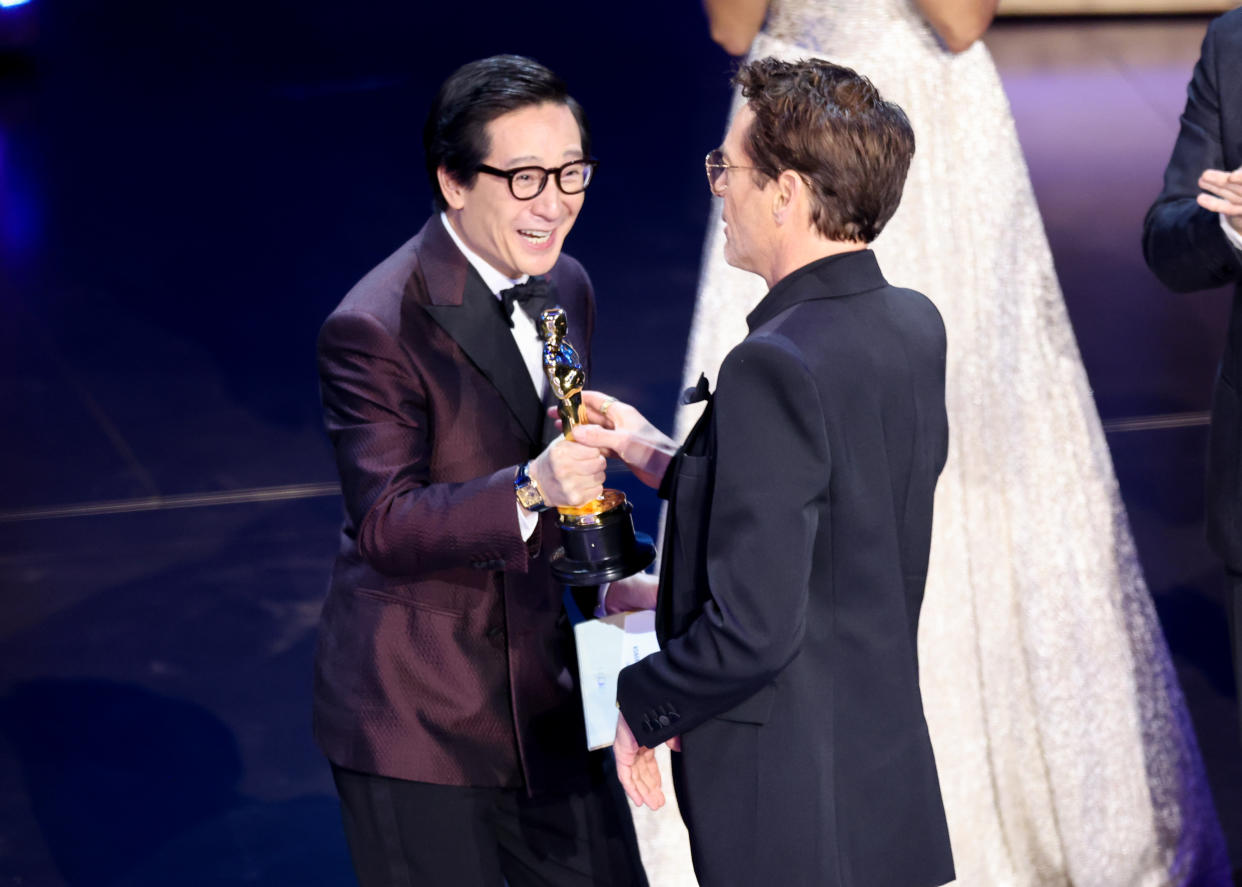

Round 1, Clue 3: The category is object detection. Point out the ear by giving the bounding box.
[771,169,802,224]
[437,166,468,211]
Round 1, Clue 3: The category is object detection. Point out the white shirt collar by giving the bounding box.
[440,212,529,298]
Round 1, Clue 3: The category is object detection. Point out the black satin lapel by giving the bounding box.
[655,473,680,644]
[424,268,544,444]
[679,398,714,456]
[656,399,714,641]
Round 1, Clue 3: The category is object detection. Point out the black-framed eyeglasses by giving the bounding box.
[704,149,771,194]
[475,159,598,200]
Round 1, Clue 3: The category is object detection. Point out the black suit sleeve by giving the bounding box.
[1143,16,1242,293]
[617,334,829,745]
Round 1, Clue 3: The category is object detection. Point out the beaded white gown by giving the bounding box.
[631,0,1231,884]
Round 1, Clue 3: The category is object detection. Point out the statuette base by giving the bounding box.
[550,495,655,586]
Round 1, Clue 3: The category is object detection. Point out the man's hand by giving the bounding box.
[529,437,606,509]
[569,392,678,490]
[1198,165,1242,235]
[603,572,659,614]
[613,715,666,809]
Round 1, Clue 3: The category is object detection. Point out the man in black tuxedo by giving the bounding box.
[1143,8,1242,739]
[574,57,954,886]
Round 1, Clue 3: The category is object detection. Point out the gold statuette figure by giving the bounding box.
[538,307,654,584]
[540,307,589,438]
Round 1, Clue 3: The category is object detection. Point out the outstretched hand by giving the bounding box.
[567,392,678,490]
[1198,165,1242,235]
[614,715,666,809]
[603,571,659,614]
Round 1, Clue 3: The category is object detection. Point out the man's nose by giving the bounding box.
[530,179,567,218]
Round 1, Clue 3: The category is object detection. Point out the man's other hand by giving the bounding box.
[613,715,665,809]
[529,437,606,509]
[1198,165,1242,235]
[603,572,659,614]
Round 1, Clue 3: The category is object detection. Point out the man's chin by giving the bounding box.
[515,251,563,278]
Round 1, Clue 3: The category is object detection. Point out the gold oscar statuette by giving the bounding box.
[539,307,655,584]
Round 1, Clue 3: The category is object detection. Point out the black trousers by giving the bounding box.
[331,760,648,887]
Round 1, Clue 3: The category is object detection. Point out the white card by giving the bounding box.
[573,610,660,750]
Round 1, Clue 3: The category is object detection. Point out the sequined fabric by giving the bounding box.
[638,0,1230,883]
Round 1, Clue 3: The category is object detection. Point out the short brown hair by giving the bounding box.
[735,57,914,243]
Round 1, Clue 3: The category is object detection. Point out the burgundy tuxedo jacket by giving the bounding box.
[313,214,597,795]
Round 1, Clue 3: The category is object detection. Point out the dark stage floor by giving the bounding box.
[1,3,1238,884]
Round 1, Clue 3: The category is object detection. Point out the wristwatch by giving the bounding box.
[514,461,551,512]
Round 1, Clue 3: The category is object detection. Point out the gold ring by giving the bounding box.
[600,397,617,416]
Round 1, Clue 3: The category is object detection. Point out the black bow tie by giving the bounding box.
[498,277,552,328]
[681,373,712,405]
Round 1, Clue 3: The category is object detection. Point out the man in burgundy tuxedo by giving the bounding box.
[312,55,647,886]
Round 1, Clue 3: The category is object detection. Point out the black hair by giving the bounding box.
[423,54,590,210]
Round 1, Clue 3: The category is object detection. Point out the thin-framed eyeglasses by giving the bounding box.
[476,159,598,200]
[704,149,772,194]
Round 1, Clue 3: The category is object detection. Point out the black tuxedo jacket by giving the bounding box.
[617,250,954,886]
[1143,8,1242,570]
[313,214,599,795]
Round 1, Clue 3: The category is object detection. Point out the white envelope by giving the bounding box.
[573,609,660,750]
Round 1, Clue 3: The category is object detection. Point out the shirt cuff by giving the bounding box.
[1220,212,1242,252]
[517,503,540,541]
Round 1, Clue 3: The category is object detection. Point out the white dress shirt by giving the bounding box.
[441,213,547,540]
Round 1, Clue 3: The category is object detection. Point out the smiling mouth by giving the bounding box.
[518,229,553,244]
